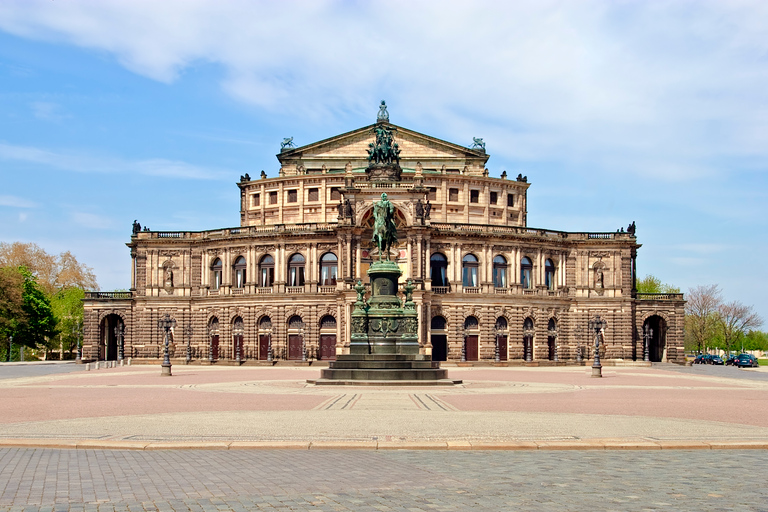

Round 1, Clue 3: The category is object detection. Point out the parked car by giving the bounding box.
[709,355,724,365]
[735,354,759,368]
[725,354,739,366]
[693,354,708,364]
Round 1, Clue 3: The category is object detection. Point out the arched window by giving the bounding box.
[521,256,533,289]
[430,253,448,287]
[493,255,507,288]
[464,316,479,330]
[545,258,555,291]
[233,256,246,289]
[495,317,508,331]
[208,316,219,333]
[320,252,338,286]
[462,254,479,287]
[288,315,304,329]
[211,258,222,290]
[288,254,305,287]
[320,315,336,330]
[258,316,272,330]
[523,317,534,332]
[258,255,274,287]
[431,316,447,330]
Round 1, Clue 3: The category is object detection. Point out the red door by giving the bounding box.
[259,334,269,360]
[319,335,336,361]
[211,335,219,360]
[466,335,478,361]
[497,334,508,361]
[289,335,303,360]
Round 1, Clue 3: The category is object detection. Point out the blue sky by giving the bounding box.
[0,1,766,322]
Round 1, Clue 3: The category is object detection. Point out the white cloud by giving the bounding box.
[0,195,38,208]
[0,142,232,180]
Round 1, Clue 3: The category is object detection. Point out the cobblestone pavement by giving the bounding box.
[0,448,766,511]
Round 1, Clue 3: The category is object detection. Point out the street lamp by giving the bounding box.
[574,325,583,363]
[461,327,467,362]
[300,326,308,362]
[523,322,534,363]
[493,325,501,363]
[184,324,193,364]
[72,321,83,363]
[548,323,559,362]
[234,323,243,365]
[208,326,215,364]
[642,323,652,363]
[115,323,125,362]
[267,327,273,362]
[589,315,607,378]
[158,314,176,376]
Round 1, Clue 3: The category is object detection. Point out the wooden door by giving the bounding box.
[431,335,447,361]
[211,335,219,360]
[288,335,302,360]
[259,334,269,360]
[319,335,336,361]
[548,336,556,360]
[497,334,508,361]
[466,335,478,361]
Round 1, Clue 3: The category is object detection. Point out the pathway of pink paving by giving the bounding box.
[2,366,765,428]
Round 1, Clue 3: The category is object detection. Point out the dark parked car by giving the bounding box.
[725,354,739,366]
[693,354,709,364]
[709,355,724,365]
[735,354,759,368]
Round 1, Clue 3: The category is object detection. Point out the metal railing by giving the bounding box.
[85,291,132,299]
[636,293,684,301]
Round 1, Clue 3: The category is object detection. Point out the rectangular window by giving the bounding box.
[307,188,319,202]
[428,187,437,201]
[470,190,479,203]
[269,191,278,205]
[252,194,260,207]
[287,190,297,203]
[507,193,514,207]
[449,188,459,202]
[330,187,341,200]
[489,191,498,205]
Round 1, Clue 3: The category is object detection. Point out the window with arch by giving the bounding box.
[211,258,222,290]
[545,258,555,290]
[431,316,447,330]
[462,254,479,287]
[430,253,448,287]
[492,255,507,288]
[258,255,274,287]
[320,315,337,330]
[320,252,338,286]
[495,316,508,331]
[233,256,246,289]
[258,316,272,331]
[523,317,534,332]
[288,253,305,287]
[521,256,533,289]
[464,316,479,330]
[288,315,304,329]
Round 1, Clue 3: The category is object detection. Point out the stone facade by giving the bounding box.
[83,114,685,365]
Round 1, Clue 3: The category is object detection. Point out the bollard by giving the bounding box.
[85,363,90,371]
[127,358,131,366]
[119,360,124,367]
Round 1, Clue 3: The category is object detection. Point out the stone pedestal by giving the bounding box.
[311,261,459,386]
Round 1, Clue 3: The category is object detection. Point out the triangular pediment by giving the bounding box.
[277,123,489,173]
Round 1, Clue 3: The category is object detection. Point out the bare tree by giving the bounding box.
[718,301,763,354]
[0,242,97,294]
[685,284,721,353]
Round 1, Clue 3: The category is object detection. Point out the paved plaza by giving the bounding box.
[0,362,767,511]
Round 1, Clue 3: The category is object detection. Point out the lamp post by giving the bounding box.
[158,314,176,376]
[300,326,308,362]
[208,327,215,363]
[73,321,83,363]
[461,328,467,362]
[234,323,243,365]
[574,325,583,363]
[494,326,501,363]
[267,328,273,362]
[589,315,607,378]
[184,324,193,364]
[523,325,534,363]
[115,323,125,362]
[548,324,559,362]
[642,323,652,363]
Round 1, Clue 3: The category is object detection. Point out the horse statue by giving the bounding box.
[371,193,397,260]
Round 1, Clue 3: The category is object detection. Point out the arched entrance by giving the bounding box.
[318,315,337,361]
[643,315,667,362]
[232,316,244,362]
[258,316,272,360]
[547,318,557,361]
[287,315,304,360]
[99,314,123,361]
[430,316,448,361]
[208,317,220,361]
[463,316,479,361]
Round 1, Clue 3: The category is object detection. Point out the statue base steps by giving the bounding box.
[309,354,461,386]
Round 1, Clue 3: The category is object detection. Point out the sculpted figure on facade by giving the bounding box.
[371,193,397,260]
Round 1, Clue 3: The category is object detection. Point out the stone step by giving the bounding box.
[320,368,449,381]
[328,361,439,370]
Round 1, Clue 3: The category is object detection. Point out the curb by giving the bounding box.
[1,438,766,451]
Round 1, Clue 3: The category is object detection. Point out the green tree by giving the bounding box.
[0,267,26,360]
[717,301,762,354]
[12,268,57,353]
[50,287,85,358]
[636,275,680,294]
[743,330,768,352]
